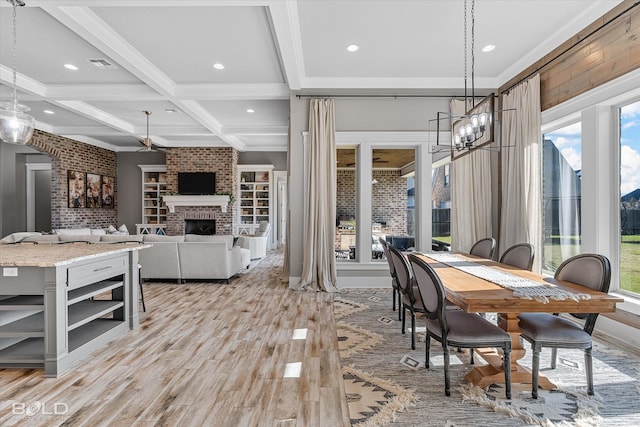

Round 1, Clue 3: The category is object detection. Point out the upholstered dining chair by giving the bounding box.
[469,237,496,260]
[518,253,612,399]
[407,253,512,398]
[499,243,535,271]
[380,237,401,320]
[387,243,424,350]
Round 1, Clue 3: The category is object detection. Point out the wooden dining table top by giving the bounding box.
[414,252,623,314]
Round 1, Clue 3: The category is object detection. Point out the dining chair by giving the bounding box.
[407,254,512,398]
[499,243,535,271]
[380,237,401,320]
[469,237,496,260]
[518,253,612,399]
[387,243,424,350]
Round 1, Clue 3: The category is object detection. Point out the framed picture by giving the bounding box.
[68,170,85,208]
[86,173,102,208]
[451,93,495,160]
[101,176,115,208]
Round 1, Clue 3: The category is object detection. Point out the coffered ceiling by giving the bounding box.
[0,0,623,152]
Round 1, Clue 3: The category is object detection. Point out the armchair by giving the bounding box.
[237,221,271,259]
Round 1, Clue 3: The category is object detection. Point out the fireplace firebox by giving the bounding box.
[184,219,216,235]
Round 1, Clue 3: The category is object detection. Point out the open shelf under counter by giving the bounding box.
[0,337,44,365]
[0,312,45,337]
[68,319,125,353]
[0,295,44,310]
[67,280,124,305]
[67,300,124,331]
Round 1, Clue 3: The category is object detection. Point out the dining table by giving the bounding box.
[414,252,623,390]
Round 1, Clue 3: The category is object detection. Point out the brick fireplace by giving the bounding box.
[165,147,238,235]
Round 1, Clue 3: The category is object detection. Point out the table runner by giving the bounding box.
[421,252,591,303]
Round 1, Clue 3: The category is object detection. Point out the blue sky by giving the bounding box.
[546,99,640,197]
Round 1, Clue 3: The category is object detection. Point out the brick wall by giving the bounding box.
[28,129,117,230]
[165,147,238,235]
[336,169,408,236]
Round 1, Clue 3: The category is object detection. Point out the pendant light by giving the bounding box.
[0,0,35,145]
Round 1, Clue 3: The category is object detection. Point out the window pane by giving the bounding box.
[620,100,640,296]
[542,123,582,273]
[432,162,451,250]
[336,149,356,261]
[372,149,415,261]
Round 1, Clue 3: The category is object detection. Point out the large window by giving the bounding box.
[620,100,640,296]
[336,148,357,261]
[542,123,582,272]
[432,161,451,247]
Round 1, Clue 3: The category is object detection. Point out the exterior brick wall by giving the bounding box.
[165,147,238,235]
[27,129,117,230]
[336,168,408,237]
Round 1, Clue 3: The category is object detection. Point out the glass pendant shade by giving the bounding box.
[0,101,35,145]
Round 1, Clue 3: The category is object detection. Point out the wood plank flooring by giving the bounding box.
[0,250,350,427]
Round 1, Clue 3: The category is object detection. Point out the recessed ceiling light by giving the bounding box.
[164,108,178,114]
[64,63,78,70]
[213,63,225,70]
[43,110,55,115]
[346,44,360,52]
[482,44,496,52]
[246,108,255,113]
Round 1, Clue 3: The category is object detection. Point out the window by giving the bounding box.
[620,100,640,296]
[542,123,582,273]
[336,148,357,261]
[371,148,415,261]
[432,161,451,247]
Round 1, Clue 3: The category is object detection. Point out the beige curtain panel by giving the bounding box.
[499,74,542,273]
[450,98,494,254]
[296,99,339,292]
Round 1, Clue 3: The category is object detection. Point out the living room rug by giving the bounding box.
[335,288,640,427]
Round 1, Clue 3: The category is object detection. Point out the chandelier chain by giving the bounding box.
[471,0,475,107]
[11,1,18,108]
[463,0,467,108]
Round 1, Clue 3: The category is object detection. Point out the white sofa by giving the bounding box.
[138,234,251,283]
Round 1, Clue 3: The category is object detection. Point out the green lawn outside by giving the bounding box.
[621,235,640,294]
[543,235,640,295]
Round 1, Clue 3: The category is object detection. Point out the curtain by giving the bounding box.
[499,74,542,272]
[450,99,494,253]
[295,99,339,292]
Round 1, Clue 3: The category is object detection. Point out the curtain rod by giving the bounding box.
[296,94,457,99]
[501,0,640,94]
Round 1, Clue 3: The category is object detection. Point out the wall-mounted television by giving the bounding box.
[178,172,216,195]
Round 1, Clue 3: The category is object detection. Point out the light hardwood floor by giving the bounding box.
[0,250,350,427]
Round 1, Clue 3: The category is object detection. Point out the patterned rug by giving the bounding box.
[334,288,640,427]
[335,296,418,426]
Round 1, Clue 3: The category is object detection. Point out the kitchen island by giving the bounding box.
[0,242,149,377]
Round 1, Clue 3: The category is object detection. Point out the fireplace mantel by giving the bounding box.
[163,195,230,213]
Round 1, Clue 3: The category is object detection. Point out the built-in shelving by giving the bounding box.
[236,165,273,235]
[139,165,167,226]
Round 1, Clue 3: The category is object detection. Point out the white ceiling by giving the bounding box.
[0,0,623,152]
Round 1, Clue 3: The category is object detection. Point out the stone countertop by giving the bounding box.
[0,243,151,267]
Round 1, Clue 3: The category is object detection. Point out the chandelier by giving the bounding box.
[0,0,35,145]
[453,0,493,153]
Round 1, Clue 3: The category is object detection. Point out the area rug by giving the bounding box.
[335,294,418,426]
[334,288,640,427]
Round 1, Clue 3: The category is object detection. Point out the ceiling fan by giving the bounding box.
[138,110,166,152]
[346,157,390,167]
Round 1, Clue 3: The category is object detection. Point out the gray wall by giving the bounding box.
[0,143,50,236]
[116,151,166,234]
[287,95,451,279]
[239,151,287,170]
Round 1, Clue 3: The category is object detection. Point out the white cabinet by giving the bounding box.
[236,165,273,235]
[139,165,167,227]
